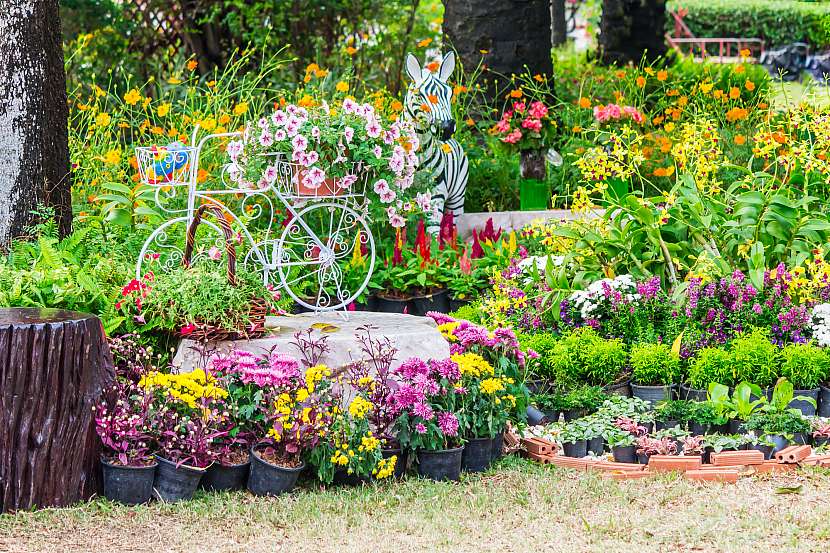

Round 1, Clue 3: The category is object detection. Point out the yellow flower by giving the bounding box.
[335,81,350,93]
[657,70,668,82]
[578,96,591,109]
[95,112,111,127]
[345,46,358,56]
[417,38,432,48]
[123,89,141,106]
[479,378,505,395]
[186,59,198,71]
[233,102,249,116]
[157,103,171,117]
[729,87,741,100]
[103,149,121,165]
[348,396,373,419]
[451,352,494,378]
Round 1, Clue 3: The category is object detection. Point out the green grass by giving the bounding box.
[2,457,830,552]
[771,78,830,110]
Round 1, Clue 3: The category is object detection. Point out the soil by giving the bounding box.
[254,448,303,468]
[102,456,156,468]
[218,449,249,466]
[377,290,411,300]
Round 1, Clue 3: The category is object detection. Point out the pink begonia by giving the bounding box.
[513,101,526,113]
[494,119,510,133]
[623,105,644,123]
[528,101,548,119]
[501,129,522,144]
[521,118,542,132]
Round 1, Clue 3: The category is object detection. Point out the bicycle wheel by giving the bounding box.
[276,202,375,311]
[136,216,227,280]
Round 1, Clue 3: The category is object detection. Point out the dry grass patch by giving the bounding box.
[2,458,830,552]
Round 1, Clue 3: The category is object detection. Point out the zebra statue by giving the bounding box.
[404,51,469,232]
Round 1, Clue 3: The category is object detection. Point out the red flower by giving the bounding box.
[180,323,197,336]
[471,230,484,259]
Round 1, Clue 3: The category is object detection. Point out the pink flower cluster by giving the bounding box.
[593,103,644,124]
[209,349,301,388]
[390,357,462,438]
[494,100,551,145]
[427,312,530,368]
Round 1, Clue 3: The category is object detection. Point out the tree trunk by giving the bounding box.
[0,0,72,247]
[443,0,553,92]
[0,309,115,513]
[552,0,568,47]
[598,0,667,65]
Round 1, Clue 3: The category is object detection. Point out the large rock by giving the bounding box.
[172,311,451,372]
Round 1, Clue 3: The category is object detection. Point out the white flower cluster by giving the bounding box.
[811,303,830,347]
[566,274,640,321]
[517,254,564,279]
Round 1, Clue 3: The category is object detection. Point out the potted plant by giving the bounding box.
[392,357,465,481]
[605,427,638,463]
[95,379,157,505]
[457,352,513,473]
[490,80,557,211]
[683,347,732,401]
[629,342,681,404]
[444,246,485,312]
[205,349,301,492]
[811,419,830,448]
[635,435,677,465]
[686,401,726,435]
[701,434,747,464]
[654,426,689,456]
[731,329,780,396]
[249,363,334,496]
[561,386,609,421]
[780,343,829,416]
[746,433,777,460]
[549,328,627,389]
[560,419,590,458]
[582,415,608,455]
[681,435,704,457]
[653,400,695,431]
[704,382,733,434]
[723,381,767,434]
[140,369,227,501]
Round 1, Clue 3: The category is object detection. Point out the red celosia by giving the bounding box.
[470,230,484,259]
[439,211,457,250]
[392,227,404,266]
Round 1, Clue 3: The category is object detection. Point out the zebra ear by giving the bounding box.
[438,51,456,82]
[405,53,423,85]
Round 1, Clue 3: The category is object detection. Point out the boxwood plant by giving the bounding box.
[630,343,681,386]
[779,343,830,390]
[687,347,733,389]
[549,328,627,387]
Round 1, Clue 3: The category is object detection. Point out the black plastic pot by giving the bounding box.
[153,456,205,502]
[750,443,774,460]
[612,445,637,463]
[525,378,550,395]
[542,409,560,423]
[603,378,631,398]
[655,419,680,431]
[526,405,547,426]
[200,460,250,492]
[491,431,504,461]
[587,436,605,456]
[637,453,650,465]
[382,447,408,479]
[688,421,710,436]
[448,297,470,313]
[813,435,830,448]
[416,447,464,482]
[375,294,412,314]
[678,383,708,402]
[410,289,451,316]
[461,437,492,473]
[766,434,791,455]
[563,407,590,422]
[630,383,676,404]
[562,440,588,458]
[247,450,304,496]
[793,432,809,445]
[707,422,730,435]
[790,388,820,416]
[101,458,157,505]
[819,385,830,418]
[332,470,370,486]
[727,419,746,435]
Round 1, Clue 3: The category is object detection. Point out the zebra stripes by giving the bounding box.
[404,51,469,232]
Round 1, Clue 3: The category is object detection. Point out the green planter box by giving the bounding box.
[519,179,550,211]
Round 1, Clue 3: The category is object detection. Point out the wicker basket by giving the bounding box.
[178,204,269,342]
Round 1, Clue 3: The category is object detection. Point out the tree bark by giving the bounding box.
[552,0,568,47]
[598,0,667,65]
[0,308,115,513]
[443,0,553,91]
[0,0,72,247]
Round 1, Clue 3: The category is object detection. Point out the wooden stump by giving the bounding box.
[0,308,114,512]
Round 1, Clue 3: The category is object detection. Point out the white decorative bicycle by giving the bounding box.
[134,126,376,312]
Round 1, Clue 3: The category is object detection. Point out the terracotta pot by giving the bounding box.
[295,170,347,197]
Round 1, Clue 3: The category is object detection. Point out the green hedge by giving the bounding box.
[667,0,830,47]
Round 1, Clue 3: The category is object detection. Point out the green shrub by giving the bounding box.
[687,348,733,389]
[517,332,559,379]
[630,343,681,386]
[668,0,830,47]
[744,411,811,436]
[779,343,830,389]
[730,330,780,388]
[450,302,486,325]
[549,328,627,386]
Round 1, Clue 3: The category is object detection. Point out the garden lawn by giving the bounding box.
[2,458,830,553]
